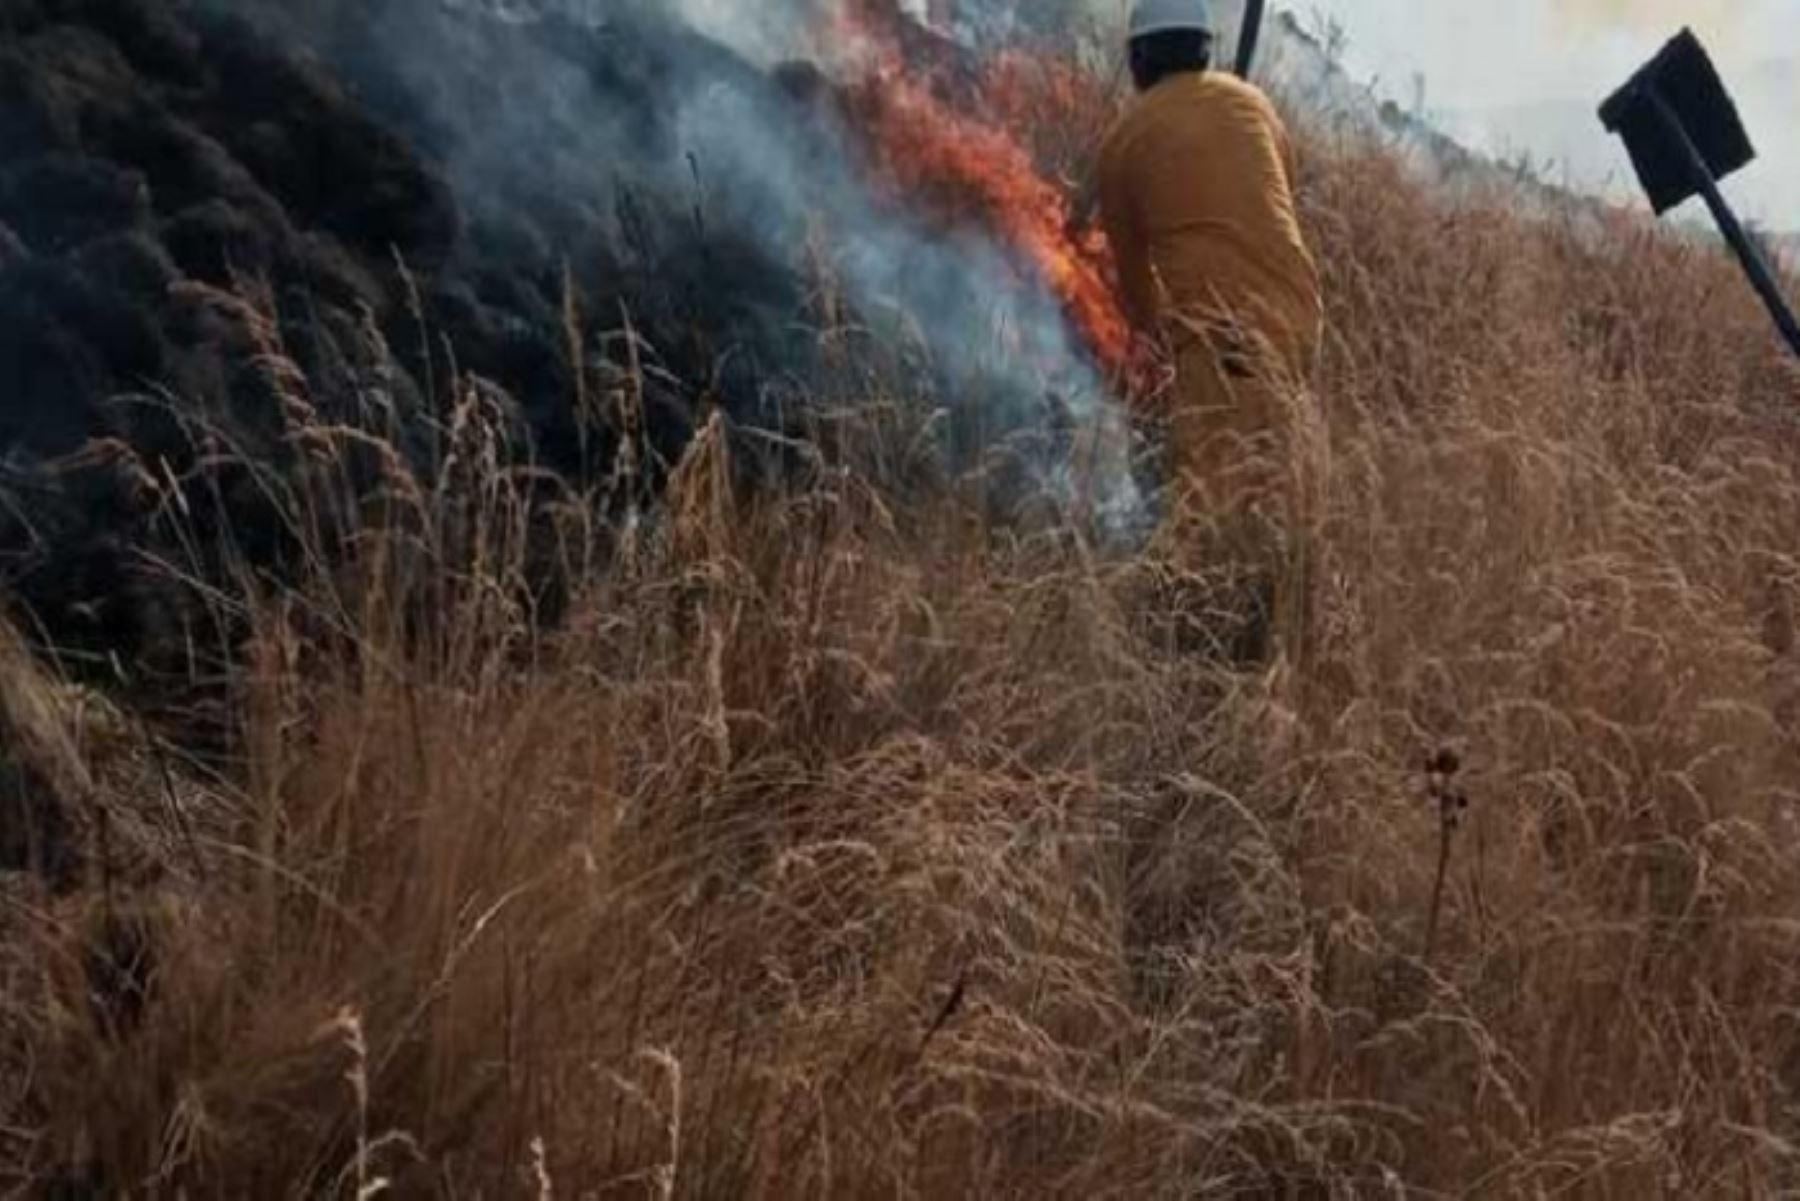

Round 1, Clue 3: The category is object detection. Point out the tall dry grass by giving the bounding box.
[7,100,1800,1198]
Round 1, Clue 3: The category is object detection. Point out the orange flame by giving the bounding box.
[830,5,1133,377]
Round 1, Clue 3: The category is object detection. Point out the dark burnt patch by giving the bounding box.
[0,0,841,693]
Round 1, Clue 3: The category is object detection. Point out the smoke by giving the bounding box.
[1554,0,1739,35]
[659,0,819,65]
[358,0,1149,537]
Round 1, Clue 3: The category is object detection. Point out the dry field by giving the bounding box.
[6,95,1800,1198]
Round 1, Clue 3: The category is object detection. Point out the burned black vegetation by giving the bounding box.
[0,0,848,667]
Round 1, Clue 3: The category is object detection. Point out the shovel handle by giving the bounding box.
[1235,0,1268,79]
[1644,85,1800,360]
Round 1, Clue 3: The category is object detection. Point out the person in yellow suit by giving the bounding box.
[1098,0,1324,665]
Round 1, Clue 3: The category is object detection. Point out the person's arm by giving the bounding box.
[1098,147,1159,333]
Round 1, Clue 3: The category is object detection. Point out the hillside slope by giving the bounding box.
[6,1,1800,1198]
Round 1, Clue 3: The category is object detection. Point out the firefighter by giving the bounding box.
[1098,0,1324,664]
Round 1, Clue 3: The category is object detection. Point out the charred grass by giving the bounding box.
[7,120,1800,1198]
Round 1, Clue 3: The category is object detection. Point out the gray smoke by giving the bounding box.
[404,0,1152,538]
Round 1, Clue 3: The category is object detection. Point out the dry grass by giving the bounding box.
[7,100,1800,1199]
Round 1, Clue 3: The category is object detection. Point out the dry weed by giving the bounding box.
[4,88,1800,1201]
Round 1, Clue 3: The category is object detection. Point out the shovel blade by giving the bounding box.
[1599,28,1756,215]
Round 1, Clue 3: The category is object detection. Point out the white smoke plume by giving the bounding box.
[410,0,1151,537]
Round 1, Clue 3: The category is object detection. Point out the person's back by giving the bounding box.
[1096,0,1328,669]
[1099,71,1321,371]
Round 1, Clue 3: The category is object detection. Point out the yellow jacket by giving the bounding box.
[1099,72,1322,373]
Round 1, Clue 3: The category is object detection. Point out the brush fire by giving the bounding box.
[16,1,1800,1197]
[0,0,1148,660]
[828,0,1135,374]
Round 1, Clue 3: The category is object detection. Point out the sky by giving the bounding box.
[1299,0,1799,226]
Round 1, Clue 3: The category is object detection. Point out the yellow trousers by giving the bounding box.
[1152,321,1322,668]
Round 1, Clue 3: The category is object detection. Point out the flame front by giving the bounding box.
[831,4,1133,377]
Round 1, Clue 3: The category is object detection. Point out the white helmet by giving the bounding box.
[1128,0,1216,39]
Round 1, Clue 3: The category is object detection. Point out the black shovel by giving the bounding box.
[1600,28,1800,358]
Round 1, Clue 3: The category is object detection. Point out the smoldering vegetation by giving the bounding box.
[11,1,1800,1198]
[0,0,1135,676]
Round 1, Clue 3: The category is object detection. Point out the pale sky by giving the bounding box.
[1300,0,1799,225]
